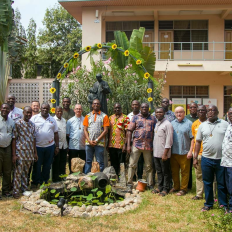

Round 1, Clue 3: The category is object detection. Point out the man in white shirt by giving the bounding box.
[66,104,85,173]
[6,95,23,122]
[0,103,15,198]
[30,103,59,187]
[53,106,68,182]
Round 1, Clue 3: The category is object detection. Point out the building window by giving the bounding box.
[224,86,232,114]
[159,20,208,50]
[105,21,154,42]
[225,20,232,30]
[170,86,209,99]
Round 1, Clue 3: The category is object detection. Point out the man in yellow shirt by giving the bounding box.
[192,105,207,200]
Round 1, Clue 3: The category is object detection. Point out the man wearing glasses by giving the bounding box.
[66,104,86,174]
[170,106,194,196]
[153,98,175,122]
[194,105,228,212]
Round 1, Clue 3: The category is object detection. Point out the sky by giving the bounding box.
[13,0,59,32]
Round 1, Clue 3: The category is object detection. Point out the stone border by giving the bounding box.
[20,189,142,217]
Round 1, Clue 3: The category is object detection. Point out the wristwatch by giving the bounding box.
[95,138,99,143]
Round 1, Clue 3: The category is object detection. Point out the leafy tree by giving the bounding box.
[23,18,37,79]
[11,8,26,79]
[37,4,82,78]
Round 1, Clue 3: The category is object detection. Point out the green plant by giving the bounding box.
[40,174,124,207]
[203,203,232,231]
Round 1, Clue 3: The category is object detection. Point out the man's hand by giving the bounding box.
[127,145,131,154]
[34,153,38,162]
[193,158,198,169]
[162,154,168,161]
[187,151,193,159]
[92,140,97,146]
[55,147,59,155]
[12,155,18,166]
[122,144,126,153]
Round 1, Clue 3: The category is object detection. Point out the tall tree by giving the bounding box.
[11,8,26,79]
[38,4,82,78]
[24,18,37,79]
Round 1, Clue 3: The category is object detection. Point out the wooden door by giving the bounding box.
[143,31,154,51]
[159,31,173,59]
[225,31,232,60]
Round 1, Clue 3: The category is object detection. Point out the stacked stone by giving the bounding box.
[21,189,142,217]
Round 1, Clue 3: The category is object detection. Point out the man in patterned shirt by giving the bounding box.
[83,99,110,173]
[108,103,130,176]
[221,107,232,213]
[12,106,38,198]
[127,103,156,188]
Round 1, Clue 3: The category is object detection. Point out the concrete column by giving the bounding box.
[82,8,102,69]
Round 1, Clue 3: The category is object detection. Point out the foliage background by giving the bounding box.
[60,58,165,115]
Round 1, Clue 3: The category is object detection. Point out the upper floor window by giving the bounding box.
[105,21,154,42]
[159,20,208,50]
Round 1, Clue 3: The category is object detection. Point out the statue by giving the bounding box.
[88,73,111,114]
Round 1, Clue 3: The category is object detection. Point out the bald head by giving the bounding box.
[175,106,185,122]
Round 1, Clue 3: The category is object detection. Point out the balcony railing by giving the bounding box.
[142,42,232,61]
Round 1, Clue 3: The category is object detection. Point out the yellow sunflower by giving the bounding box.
[64,63,69,68]
[148,97,153,102]
[149,107,151,112]
[144,72,150,79]
[50,88,56,94]
[85,46,91,52]
[147,88,152,93]
[124,50,129,56]
[51,99,56,104]
[136,59,142,65]
[97,43,102,49]
[112,44,117,50]
[57,73,61,79]
[50,108,56,114]
[73,53,79,58]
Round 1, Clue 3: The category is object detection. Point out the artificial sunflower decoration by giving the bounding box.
[136,59,142,65]
[124,50,129,56]
[85,46,91,52]
[97,43,102,49]
[50,87,56,94]
[144,72,150,79]
[50,108,56,114]
[148,97,153,102]
[51,99,56,104]
[112,44,117,50]
[57,73,62,79]
[147,88,152,93]
[73,53,79,58]
[64,63,69,68]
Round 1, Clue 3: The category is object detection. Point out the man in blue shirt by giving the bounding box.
[66,104,86,173]
[170,106,194,196]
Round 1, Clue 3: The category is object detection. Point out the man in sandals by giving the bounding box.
[127,103,156,189]
[153,107,173,196]
[170,106,194,196]
[195,105,228,212]
[12,106,38,198]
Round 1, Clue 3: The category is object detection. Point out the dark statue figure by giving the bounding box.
[88,73,111,114]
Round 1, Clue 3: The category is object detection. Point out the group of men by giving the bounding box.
[0,95,231,213]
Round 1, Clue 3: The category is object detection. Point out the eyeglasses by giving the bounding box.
[207,109,217,112]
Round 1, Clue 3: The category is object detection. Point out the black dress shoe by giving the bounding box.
[2,192,12,197]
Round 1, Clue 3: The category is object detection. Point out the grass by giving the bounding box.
[0,170,216,232]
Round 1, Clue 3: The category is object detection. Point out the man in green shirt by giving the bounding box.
[185,102,198,190]
[62,97,75,121]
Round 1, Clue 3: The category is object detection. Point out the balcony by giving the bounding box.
[143,42,232,61]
